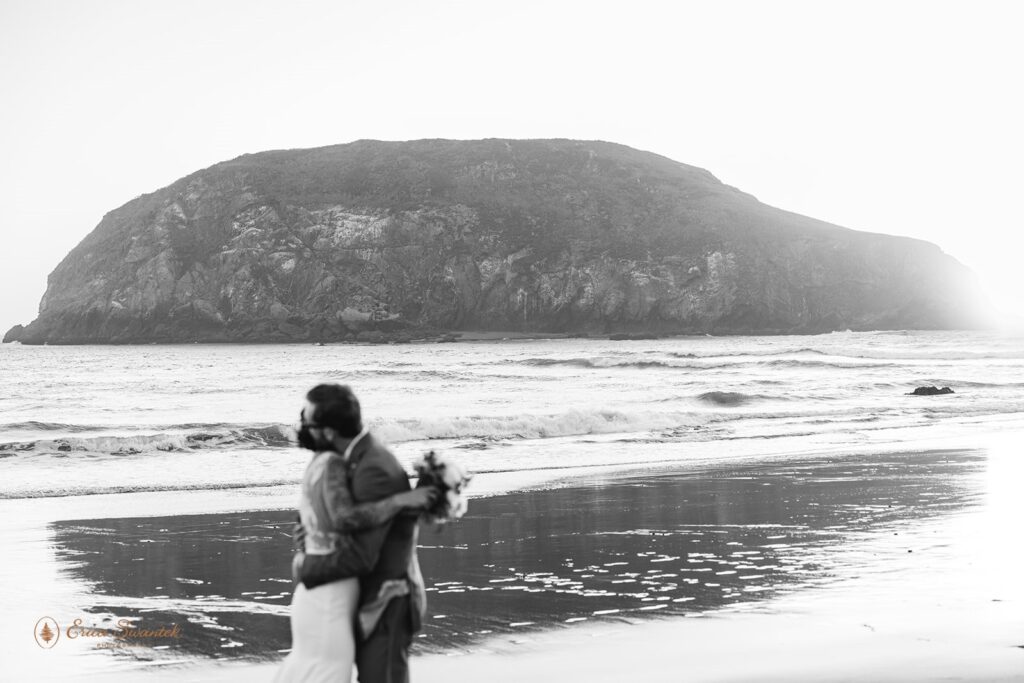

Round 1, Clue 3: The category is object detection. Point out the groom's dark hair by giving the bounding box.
[305,384,363,438]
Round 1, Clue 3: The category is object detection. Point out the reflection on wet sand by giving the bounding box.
[51,449,983,664]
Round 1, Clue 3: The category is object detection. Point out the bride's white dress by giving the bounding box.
[275,579,358,682]
[274,448,362,683]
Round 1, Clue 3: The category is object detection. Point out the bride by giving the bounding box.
[275,389,436,683]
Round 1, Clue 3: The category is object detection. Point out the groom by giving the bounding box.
[296,384,428,683]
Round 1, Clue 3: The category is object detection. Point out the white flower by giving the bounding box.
[414,450,471,523]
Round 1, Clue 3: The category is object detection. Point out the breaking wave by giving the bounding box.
[676,347,1024,362]
[0,424,292,455]
[373,409,705,443]
[0,411,711,456]
[514,357,897,370]
[0,421,112,433]
[2,479,301,500]
[667,348,830,359]
[916,379,1024,389]
[516,357,673,369]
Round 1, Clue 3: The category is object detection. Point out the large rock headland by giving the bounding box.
[4,139,990,344]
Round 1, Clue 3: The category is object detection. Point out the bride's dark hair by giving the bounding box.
[297,384,364,450]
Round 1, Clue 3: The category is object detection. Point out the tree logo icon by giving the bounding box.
[34,617,60,649]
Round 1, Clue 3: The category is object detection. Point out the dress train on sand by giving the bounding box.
[274,577,359,682]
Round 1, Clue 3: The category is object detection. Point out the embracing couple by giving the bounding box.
[275,384,440,683]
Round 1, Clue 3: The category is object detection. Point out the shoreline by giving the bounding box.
[7,327,1018,347]
[12,436,1024,681]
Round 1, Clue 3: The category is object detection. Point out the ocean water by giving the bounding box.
[2,330,1024,500]
[3,331,1024,676]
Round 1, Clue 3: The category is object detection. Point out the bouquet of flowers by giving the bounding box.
[413,450,471,524]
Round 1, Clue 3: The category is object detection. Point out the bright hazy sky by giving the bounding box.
[1,0,1021,333]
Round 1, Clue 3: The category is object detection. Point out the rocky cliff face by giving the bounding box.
[4,139,989,344]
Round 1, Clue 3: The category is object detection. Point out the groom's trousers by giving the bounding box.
[356,594,414,683]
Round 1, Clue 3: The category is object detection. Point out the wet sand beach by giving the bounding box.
[15,442,1024,681]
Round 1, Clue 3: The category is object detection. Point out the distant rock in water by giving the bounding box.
[5,139,992,344]
[910,386,955,396]
[697,391,756,406]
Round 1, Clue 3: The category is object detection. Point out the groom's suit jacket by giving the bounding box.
[298,432,424,632]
